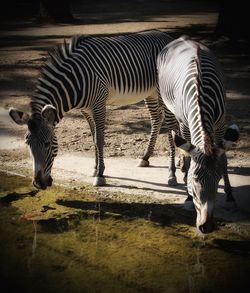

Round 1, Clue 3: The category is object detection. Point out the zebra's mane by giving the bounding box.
[39,34,92,74]
[36,30,162,81]
[44,35,89,67]
[31,35,89,116]
[193,46,214,157]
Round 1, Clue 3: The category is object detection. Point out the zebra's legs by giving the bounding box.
[164,107,180,185]
[179,123,191,186]
[92,104,106,186]
[181,155,190,185]
[221,153,235,202]
[178,124,195,209]
[138,96,164,167]
[224,171,234,201]
[81,110,98,177]
[167,131,177,186]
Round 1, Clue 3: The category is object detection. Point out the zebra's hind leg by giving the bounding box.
[167,131,177,186]
[138,96,164,167]
[81,110,98,177]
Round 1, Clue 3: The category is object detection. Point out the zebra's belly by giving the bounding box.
[107,88,156,106]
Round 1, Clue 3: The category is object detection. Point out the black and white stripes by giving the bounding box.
[157,36,239,233]
[32,31,172,117]
[10,30,173,188]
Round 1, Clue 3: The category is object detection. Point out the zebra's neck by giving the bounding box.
[31,41,85,122]
[189,51,214,155]
[30,95,63,123]
[193,130,214,156]
[188,98,214,156]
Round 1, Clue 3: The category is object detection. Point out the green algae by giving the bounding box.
[0,171,249,292]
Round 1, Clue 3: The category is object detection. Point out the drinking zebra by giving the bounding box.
[157,35,239,233]
[9,30,173,188]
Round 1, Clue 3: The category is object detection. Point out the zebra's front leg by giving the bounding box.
[221,153,234,202]
[220,153,238,212]
[176,126,194,210]
[184,170,195,211]
[92,105,106,186]
[224,170,234,201]
[178,124,191,185]
[138,96,163,167]
[181,155,190,185]
[180,154,195,210]
[223,170,238,212]
[167,131,177,186]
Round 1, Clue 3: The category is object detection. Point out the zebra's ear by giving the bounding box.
[172,131,195,154]
[9,108,30,125]
[223,124,240,149]
[217,124,240,157]
[41,105,57,126]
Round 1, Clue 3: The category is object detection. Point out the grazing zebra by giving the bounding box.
[9,30,173,189]
[157,35,239,233]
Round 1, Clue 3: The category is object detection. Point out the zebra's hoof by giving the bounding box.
[92,169,97,177]
[167,177,178,186]
[137,159,150,167]
[184,200,195,211]
[93,176,106,186]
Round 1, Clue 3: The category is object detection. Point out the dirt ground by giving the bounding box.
[0,0,250,177]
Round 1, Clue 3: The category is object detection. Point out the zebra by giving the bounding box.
[9,30,173,189]
[157,35,239,233]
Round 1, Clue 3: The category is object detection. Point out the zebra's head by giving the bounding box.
[173,124,239,234]
[9,105,58,190]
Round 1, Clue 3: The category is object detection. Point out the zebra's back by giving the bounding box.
[72,30,173,105]
[157,36,226,141]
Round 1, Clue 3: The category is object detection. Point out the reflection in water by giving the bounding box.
[94,202,101,248]
[148,210,152,221]
[187,247,208,293]
[32,221,37,257]
[27,221,37,272]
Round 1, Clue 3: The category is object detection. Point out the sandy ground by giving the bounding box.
[0,1,250,225]
[1,105,250,227]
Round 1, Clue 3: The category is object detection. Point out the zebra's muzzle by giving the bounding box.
[33,171,53,190]
[196,205,215,234]
[198,221,214,234]
[33,178,47,190]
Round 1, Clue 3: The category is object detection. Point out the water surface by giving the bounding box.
[0,172,249,292]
